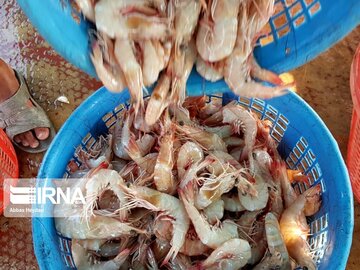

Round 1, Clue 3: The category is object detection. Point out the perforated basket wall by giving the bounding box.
[17,0,360,87]
[34,85,353,270]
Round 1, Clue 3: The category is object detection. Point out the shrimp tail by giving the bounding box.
[250,55,285,86]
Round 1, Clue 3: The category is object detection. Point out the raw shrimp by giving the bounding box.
[154,114,176,194]
[145,70,171,126]
[55,207,143,239]
[254,212,291,270]
[222,104,257,160]
[167,254,193,270]
[224,136,245,147]
[170,40,198,108]
[206,150,243,175]
[196,58,224,82]
[176,123,227,152]
[114,39,144,114]
[179,158,214,189]
[179,184,238,249]
[112,120,131,160]
[179,226,210,256]
[75,0,96,22]
[124,186,190,264]
[72,241,130,270]
[203,199,224,225]
[237,210,261,239]
[238,175,269,211]
[82,169,128,221]
[196,0,241,62]
[195,170,236,209]
[202,125,233,139]
[222,193,245,212]
[95,0,170,40]
[200,238,251,270]
[224,0,290,99]
[177,141,204,180]
[136,133,156,156]
[90,41,126,93]
[280,185,321,270]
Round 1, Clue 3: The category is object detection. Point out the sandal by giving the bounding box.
[0,70,56,153]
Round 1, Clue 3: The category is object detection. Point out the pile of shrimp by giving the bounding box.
[56,97,321,270]
[72,0,293,125]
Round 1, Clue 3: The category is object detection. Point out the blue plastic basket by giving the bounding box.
[17,0,360,84]
[34,82,353,270]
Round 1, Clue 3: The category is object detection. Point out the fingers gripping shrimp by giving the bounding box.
[91,41,127,93]
[196,0,241,62]
[280,185,321,270]
[72,241,130,270]
[200,238,251,270]
[114,39,144,114]
[125,186,190,265]
[179,184,239,249]
[177,141,204,180]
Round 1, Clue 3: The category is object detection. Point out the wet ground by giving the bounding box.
[0,0,359,269]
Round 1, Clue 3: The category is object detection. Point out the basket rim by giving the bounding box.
[34,87,353,270]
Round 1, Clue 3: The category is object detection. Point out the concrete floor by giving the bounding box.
[0,0,359,268]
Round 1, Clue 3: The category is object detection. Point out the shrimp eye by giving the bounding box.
[179,121,184,126]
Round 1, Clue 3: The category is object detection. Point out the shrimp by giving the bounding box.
[154,114,176,194]
[280,185,321,270]
[95,0,170,40]
[237,210,262,239]
[75,0,96,22]
[222,104,257,160]
[222,193,245,212]
[202,125,233,139]
[238,175,269,211]
[195,170,236,209]
[224,136,245,147]
[112,121,131,160]
[136,134,156,157]
[90,41,126,93]
[179,158,214,189]
[254,212,291,270]
[167,254,193,270]
[177,141,204,180]
[140,40,165,86]
[123,186,190,265]
[175,123,227,152]
[82,169,129,221]
[179,183,239,249]
[203,199,224,225]
[196,0,241,62]
[196,58,224,82]
[114,39,144,115]
[55,207,143,239]
[179,226,210,256]
[200,238,251,270]
[224,0,291,99]
[170,40,198,108]
[72,241,130,270]
[145,70,171,126]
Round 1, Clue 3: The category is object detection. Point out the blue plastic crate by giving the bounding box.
[34,81,353,270]
[17,0,360,90]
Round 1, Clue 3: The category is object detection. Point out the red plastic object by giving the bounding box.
[347,44,360,202]
[0,128,19,214]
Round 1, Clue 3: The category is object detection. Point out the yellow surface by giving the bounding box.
[0,0,359,268]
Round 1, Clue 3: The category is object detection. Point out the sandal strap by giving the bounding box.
[0,71,52,140]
